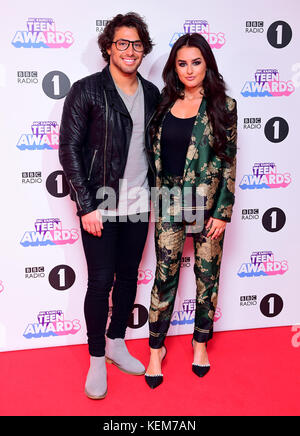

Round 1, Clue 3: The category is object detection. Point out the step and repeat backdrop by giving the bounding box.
[0,0,299,352]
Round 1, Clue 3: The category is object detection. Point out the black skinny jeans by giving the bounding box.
[80,213,149,357]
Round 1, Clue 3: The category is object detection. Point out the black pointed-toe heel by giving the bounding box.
[145,345,167,389]
[192,338,210,378]
[144,373,164,389]
[192,363,210,377]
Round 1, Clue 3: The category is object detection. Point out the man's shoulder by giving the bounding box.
[67,70,109,100]
[74,71,103,89]
[138,73,159,92]
[138,74,160,102]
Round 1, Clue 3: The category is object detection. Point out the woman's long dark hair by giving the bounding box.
[151,33,234,162]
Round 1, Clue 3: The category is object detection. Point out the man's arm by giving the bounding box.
[59,80,95,217]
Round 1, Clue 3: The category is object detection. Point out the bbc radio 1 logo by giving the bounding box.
[244,117,289,143]
[240,295,257,307]
[109,303,148,330]
[239,163,291,190]
[240,293,284,317]
[42,71,71,99]
[17,70,71,98]
[245,20,292,49]
[260,294,283,317]
[265,117,289,143]
[127,304,148,329]
[22,172,42,184]
[241,69,295,97]
[16,70,72,98]
[46,170,70,198]
[170,298,221,326]
[12,18,74,48]
[169,20,225,48]
[241,208,259,221]
[25,266,45,279]
[46,171,70,198]
[243,118,261,130]
[17,71,38,85]
[25,265,76,291]
[96,19,109,33]
[23,310,81,339]
[17,121,59,151]
[242,207,286,233]
[20,218,79,247]
[238,251,288,278]
[21,170,70,197]
[245,21,264,33]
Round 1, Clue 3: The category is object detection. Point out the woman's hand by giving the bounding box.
[81,209,103,237]
[206,217,226,240]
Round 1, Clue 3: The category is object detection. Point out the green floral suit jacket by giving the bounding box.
[153,96,237,223]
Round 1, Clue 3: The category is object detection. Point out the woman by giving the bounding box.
[145,33,237,388]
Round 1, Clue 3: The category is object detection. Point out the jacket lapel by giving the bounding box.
[183,97,207,180]
[101,65,131,117]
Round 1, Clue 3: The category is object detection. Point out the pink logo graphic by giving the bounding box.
[20,218,79,247]
[17,121,59,151]
[241,69,295,97]
[239,163,291,190]
[23,310,81,339]
[238,251,288,277]
[0,280,4,294]
[12,18,74,48]
[214,307,222,322]
[137,269,153,285]
[170,20,225,48]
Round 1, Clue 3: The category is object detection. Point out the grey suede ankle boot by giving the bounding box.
[85,356,107,400]
[105,337,145,375]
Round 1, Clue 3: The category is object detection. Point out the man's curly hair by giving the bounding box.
[98,12,154,63]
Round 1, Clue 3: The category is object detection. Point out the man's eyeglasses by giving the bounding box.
[111,39,144,52]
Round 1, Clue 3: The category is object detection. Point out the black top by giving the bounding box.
[161,111,196,177]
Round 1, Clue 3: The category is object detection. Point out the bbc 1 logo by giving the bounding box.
[241,207,286,232]
[48,265,76,291]
[262,207,286,233]
[264,117,289,143]
[260,293,283,318]
[42,71,71,99]
[127,304,148,329]
[267,21,292,48]
[245,20,292,48]
[46,170,69,198]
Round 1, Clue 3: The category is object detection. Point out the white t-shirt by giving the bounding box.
[101,78,150,217]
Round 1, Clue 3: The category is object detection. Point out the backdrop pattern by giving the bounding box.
[0,0,299,352]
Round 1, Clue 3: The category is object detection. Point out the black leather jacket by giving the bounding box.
[59,65,160,216]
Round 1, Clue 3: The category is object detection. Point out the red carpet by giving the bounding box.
[0,326,299,416]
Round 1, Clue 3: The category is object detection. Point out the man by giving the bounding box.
[59,12,160,399]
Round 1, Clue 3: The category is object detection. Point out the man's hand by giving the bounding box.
[206,217,227,240]
[81,209,103,237]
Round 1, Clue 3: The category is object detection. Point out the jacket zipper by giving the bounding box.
[88,149,97,181]
[103,89,108,187]
[69,179,82,211]
[144,111,156,175]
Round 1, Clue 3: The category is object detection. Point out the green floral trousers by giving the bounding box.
[149,175,225,348]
